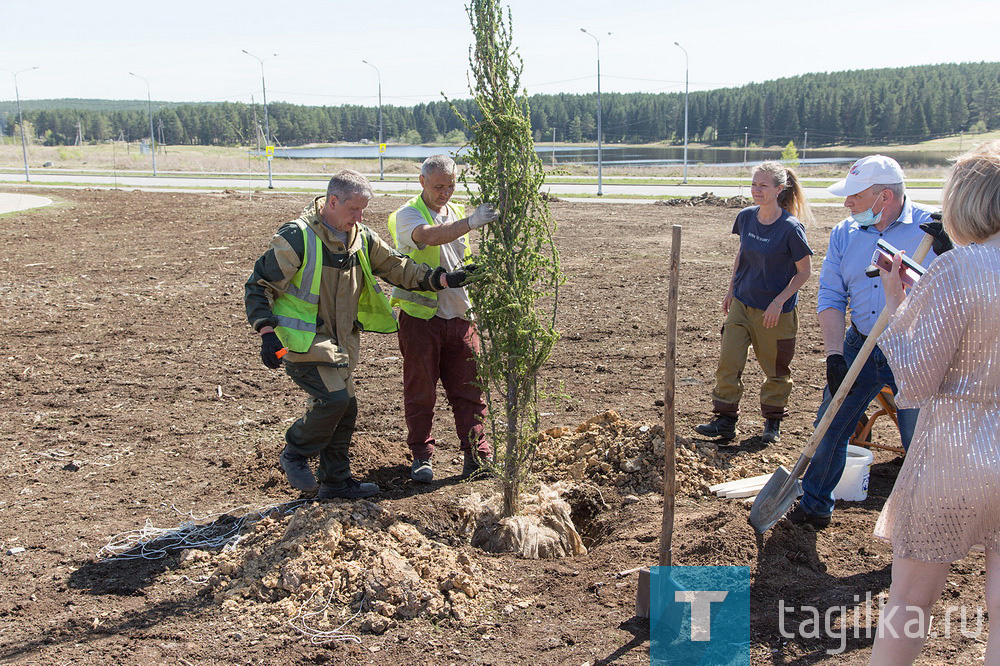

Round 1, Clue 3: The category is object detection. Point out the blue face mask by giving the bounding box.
[850,191,886,228]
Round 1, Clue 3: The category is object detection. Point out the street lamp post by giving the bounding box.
[674,42,689,184]
[2,66,38,182]
[243,49,278,189]
[128,72,157,176]
[362,59,384,181]
[580,28,609,196]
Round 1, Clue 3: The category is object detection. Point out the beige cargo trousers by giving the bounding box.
[709,298,798,420]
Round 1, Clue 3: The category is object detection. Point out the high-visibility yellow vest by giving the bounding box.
[387,195,468,320]
[273,221,397,352]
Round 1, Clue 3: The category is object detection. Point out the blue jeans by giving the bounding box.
[800,326,919,516]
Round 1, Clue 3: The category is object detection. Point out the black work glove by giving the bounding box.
[919,213,954,255]
[443,263,479,289]
[260,331,284,369]
[825,353,849,395]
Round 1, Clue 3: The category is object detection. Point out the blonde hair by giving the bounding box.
[753,161,815,225]
[942,140,1000,245]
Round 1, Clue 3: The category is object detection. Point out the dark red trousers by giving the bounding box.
[397,311,489,460]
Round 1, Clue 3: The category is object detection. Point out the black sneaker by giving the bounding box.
[762,418,781,443]
[786,504,831,529]
[279,446,318,494]
[410,458,433,484]
[694,414,737,440]
[461,451,493,480]
[316,478,380,500]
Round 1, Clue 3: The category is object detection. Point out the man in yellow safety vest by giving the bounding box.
[245,169,474,499]
[387,155,498,483]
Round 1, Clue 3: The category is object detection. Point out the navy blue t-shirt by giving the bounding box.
[731,206,813,313]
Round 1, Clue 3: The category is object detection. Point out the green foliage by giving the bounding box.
[455,0,562,518]
[780,140,799,165]
[397,129,423,144]
[442,128,468,144]
[2,62,998,147]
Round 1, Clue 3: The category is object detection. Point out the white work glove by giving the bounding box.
[468,203,498,230]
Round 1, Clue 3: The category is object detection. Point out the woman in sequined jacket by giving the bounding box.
[870,141,1000,664]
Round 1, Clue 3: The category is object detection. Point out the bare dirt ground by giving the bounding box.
[0,188,988,665]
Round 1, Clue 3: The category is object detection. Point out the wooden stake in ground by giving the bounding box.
[659,224,682,568]
[637,224,682,618]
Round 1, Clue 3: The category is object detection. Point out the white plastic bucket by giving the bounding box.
[832,444,875,501]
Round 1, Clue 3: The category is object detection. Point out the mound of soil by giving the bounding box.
[655,192,752,208]
[534,411,772,497]
[200,500,509,636]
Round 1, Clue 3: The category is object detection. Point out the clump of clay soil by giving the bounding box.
[200,501,508,635]
[534,411,758,497]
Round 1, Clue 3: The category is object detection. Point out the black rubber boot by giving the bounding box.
[694,414,737,440]
[762,418,781,443]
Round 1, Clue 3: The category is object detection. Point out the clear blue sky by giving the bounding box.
[1,0,997,107]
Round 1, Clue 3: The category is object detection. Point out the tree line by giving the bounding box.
[1,62,997,148]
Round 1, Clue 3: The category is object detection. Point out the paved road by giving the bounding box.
[0,171,944,204]
[0,192,53,214]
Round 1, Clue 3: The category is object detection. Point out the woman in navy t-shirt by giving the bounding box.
[694,161,814,443]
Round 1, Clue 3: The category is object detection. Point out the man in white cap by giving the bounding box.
[787,155,951,528]
[387,154,498,483]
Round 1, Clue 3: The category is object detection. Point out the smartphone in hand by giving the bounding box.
[870,239,927,288]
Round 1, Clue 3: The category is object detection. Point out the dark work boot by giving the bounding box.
[461,451,493,480]
[317,477,380,500]
[786,503,831,529]
[280,446,319,494]
[694,414,737,440]
[762,418,781,443]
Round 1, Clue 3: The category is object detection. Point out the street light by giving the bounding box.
[362,59,384,181]
[580,28,610,196]
[128,72,157,176]
[2,66,39,182]
[243,49,278,189]
[674,42,689,184]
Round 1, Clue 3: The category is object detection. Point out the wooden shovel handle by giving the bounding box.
[800,234,934,460]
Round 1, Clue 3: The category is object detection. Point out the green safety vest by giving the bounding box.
[387,195,468,320]
[273,221,397,352]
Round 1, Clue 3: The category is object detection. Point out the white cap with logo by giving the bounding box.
[827,155,905,197]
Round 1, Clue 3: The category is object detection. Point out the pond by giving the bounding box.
[270,144,954,169]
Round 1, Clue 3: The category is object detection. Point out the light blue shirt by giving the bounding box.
[817,197,938,336]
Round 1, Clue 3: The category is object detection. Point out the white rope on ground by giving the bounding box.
[96,498,313,561]
[287,586,364,645]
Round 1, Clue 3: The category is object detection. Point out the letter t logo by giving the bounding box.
[675,591,729,641]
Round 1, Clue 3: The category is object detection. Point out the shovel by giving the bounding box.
[748,234,933,535]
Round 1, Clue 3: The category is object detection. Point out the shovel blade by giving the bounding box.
[636,567,651,618]
[635,567,686,625]
[748,466,801,535]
